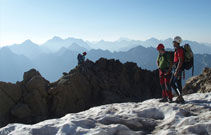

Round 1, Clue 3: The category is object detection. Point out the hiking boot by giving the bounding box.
[175,96,185,104]
[167,98,173,103]
[179,97,185,104]
[159,98,168,102]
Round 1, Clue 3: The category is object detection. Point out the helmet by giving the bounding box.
[83,52,87,55]
[173,36,182,44]
[157,44,165,51]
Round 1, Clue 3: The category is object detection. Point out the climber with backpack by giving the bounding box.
[76,52,87,72]
[156,44,174,103]
[63,52,87,75]
[77,52,87,65]
[171,36,194,104]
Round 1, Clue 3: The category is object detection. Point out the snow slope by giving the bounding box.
[0,93,211,135]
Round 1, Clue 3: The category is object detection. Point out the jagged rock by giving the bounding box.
[0,58,161,127]
[0,82,22,102]
[22,69,49,122]
[0,82,22,127]
[183,67,211,94]
[23,69,41,83]
[25,75,49,97]
[11,69,49,125]
[11,103,31,119]
[24,90,48,117]
[48,58,161,117]
[0,58,210,130]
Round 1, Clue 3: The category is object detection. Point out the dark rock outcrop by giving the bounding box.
[0,69,50,127]
[183,67,211,94]
[0,58,161,127]
[0,82,22,127]
[48,58,161,117]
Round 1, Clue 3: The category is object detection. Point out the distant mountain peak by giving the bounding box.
[164,38,173,42]
[22,39,34,45]
[99,39,105,42]
[68,42,88,52]
[51,36,63,41]
[66,37,82,41]
[118,37,131,41]
[146,37,159,42]
[71,42,80,46]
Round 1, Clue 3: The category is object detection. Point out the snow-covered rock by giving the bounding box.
[0,93,210,135]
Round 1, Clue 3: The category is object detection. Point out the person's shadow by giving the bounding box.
[186,99,211,108]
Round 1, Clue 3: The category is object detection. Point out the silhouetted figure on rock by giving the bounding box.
[77,52,87,72]
[63,52,87,76]
[78,52,87,65]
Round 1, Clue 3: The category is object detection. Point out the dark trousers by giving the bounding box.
[171,71,182,96]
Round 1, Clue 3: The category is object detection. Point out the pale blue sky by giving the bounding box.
[0,0,211,46]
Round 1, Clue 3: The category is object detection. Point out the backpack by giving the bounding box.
[166,51,174,62]
[181,44,194,75]
[77,54,83,64]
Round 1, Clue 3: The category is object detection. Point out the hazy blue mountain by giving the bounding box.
[88,37,211,54]
[68,43,88,53]
[194,54,211,74]
[87,46,158,70]
[0,47,34,82]
[204,43,211,47]
[147,38,211,54]
[118,44,139,52]
[0,45,210,83]
[30,46,158,82]
[116,46,158,70]
[182,40,211,55]
[0,38,210,83]
[89,46,211,84]
[42,36,91,52]
[32,49,78,82]
[87,39,143,52]
[87,49,114,61]
[6,40,48,59]
[87,45,210,73]
[136,38,211,54]
[5,36,210,61]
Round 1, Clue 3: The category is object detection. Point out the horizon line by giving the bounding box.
[1,36,211,47]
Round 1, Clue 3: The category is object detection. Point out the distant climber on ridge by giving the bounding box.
[77,52,87,65]
[63,52,87,76]
[156,44,173,103]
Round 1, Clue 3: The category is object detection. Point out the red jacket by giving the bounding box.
[174,48,184,63]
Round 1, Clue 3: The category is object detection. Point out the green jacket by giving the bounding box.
[157,52,172,70]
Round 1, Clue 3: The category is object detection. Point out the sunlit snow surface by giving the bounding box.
[0,93,211,135]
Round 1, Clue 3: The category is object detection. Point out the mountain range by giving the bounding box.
[0,36,211,82]
[87,37,211,54]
